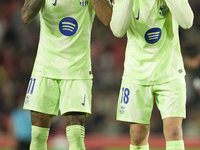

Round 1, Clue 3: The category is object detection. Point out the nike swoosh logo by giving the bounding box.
[82,94,86,106]
[52,0,57,6]
[135,9,140,20]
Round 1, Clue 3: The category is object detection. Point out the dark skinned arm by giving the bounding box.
[91,0,112,26]
[21,0,44,24]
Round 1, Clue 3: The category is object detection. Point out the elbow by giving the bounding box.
[21,11,31,24]
[101,14,112,27]
[181,14,194,29]
[181,19,193,29]
[110,24,125,38]
[111,28,125,38]
[21,16,31,24]
[184,22,193,30]
[110,23,125,38]
[102,20,111,27]
[113,31,125,38]
[104,22,110,27]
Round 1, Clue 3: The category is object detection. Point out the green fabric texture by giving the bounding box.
[30,126,50,150]
[66,125,85,150]
[32,0,95,79]
[130,144,149,150]
[166,140,185,150]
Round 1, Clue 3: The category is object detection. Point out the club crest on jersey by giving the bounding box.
[158,5,169,16]
[145,28,161,44]
[25,95,30,104]
[119,105,125,114]
[79,0,88,6]
[59,17,78,36]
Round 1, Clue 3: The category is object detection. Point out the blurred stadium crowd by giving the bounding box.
[0,0,200,149]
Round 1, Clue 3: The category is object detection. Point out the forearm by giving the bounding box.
[110,0,134,38]
[21,0,44,24]
[165,0,194,29]
[91,0,112,26]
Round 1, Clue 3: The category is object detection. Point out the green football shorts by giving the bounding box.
[117,77,186,124]
[23,76,92,116]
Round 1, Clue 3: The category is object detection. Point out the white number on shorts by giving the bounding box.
[27,78,36,94]
[121,87,130,104]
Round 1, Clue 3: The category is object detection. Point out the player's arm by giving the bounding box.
[21,0,44,24]
[91,0,112,27]
[164,0,194,29]
[110,0,134,38]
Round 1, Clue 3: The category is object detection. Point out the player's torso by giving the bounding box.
[130,0,172,47]
[123,0,185,85]
[32,0,95,79]
[40,0,95,35]
[39,0,95,47]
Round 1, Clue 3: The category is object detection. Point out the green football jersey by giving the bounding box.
[111,0,193,85]
[32,0,95,79]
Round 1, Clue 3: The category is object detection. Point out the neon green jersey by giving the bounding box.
[111,0,194,85]
[32,0,95,79]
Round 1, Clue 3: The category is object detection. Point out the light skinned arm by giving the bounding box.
[164,0,194,29]
[91,0,112,27]
[110,0,134,38]
[21,0,44,24]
